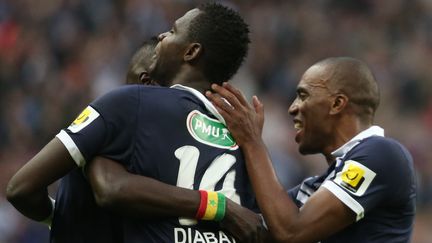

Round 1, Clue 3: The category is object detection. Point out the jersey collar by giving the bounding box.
[170,84,227,125]
[331,125,385,158]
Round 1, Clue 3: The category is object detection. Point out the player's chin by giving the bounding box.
[298,143,315,155]
[298,146,308,155]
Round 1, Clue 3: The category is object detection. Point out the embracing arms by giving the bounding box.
[87,156,199,218]
[87,156,267,242]
[6,136,265,242]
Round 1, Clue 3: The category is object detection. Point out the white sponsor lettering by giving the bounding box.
[211,127,220,137]
[187,111,238,150]
[195,119,203,131]
[202,124,212,136]
[195,119,221,137]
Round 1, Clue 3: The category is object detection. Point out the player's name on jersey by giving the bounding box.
[174,227,236,243]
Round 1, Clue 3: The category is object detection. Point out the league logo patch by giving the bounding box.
[186,110,238,150]
[334,160,376,196]
[68,106,100,133]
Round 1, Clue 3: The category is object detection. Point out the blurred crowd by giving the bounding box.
[1,0,431,242]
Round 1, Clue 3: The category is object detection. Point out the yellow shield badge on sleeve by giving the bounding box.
[334,160,376,196]
[68,106,100,133]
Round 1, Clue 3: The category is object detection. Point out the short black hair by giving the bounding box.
[126,37,158,84]
[187,2,250,85]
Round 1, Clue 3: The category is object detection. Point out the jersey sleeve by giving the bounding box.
[56,86,140,167]
[287,185,302,207]
[287,176,321,208]
[322,137,410,221]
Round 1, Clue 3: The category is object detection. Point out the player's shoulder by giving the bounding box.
[99,85,178,96]
[92,85,180,105]
[348,135,413,175]
[355,136,411,159]
[93,85,141,104]
[90,85,165,118]
[134,85,198,99]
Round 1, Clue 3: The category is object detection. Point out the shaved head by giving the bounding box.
[314,57,380,123]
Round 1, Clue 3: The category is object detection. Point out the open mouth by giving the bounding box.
[293,118,303,130]
[293,119,303,143]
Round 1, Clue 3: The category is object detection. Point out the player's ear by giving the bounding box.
[139,71,152,85]
[184,43,202,62]
[330,93,349,115]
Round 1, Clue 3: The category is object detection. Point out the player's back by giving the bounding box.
[117,85,256,242]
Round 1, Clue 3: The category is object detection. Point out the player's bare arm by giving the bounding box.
[87,156,200,218]
[6,138,75,222]
[206,83,356,242]
[87,156,268,242]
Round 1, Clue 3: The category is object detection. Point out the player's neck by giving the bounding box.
[322,116,371,166]
[171,70,210,94]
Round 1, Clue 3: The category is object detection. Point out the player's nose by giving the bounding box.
[158,32,168,41]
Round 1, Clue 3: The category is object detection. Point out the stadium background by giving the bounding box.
[0,0,431,242]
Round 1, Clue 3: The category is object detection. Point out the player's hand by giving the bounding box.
[221,199,270,243]
[205,82,264,147]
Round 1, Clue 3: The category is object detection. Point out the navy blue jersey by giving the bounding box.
[51,169,122,243]
[54,85,256,243]
[288,126,416,242]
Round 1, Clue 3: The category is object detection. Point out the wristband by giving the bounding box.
[195,190,226,221]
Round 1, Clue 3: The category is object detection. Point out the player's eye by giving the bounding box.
[298,91,308,101]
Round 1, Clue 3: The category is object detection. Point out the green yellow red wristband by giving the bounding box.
[195,190,226,221]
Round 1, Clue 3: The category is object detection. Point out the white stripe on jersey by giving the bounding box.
[56,130,86,167]
[322,180,365,221]
[295,178,318,205]
[296,189,310,205]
